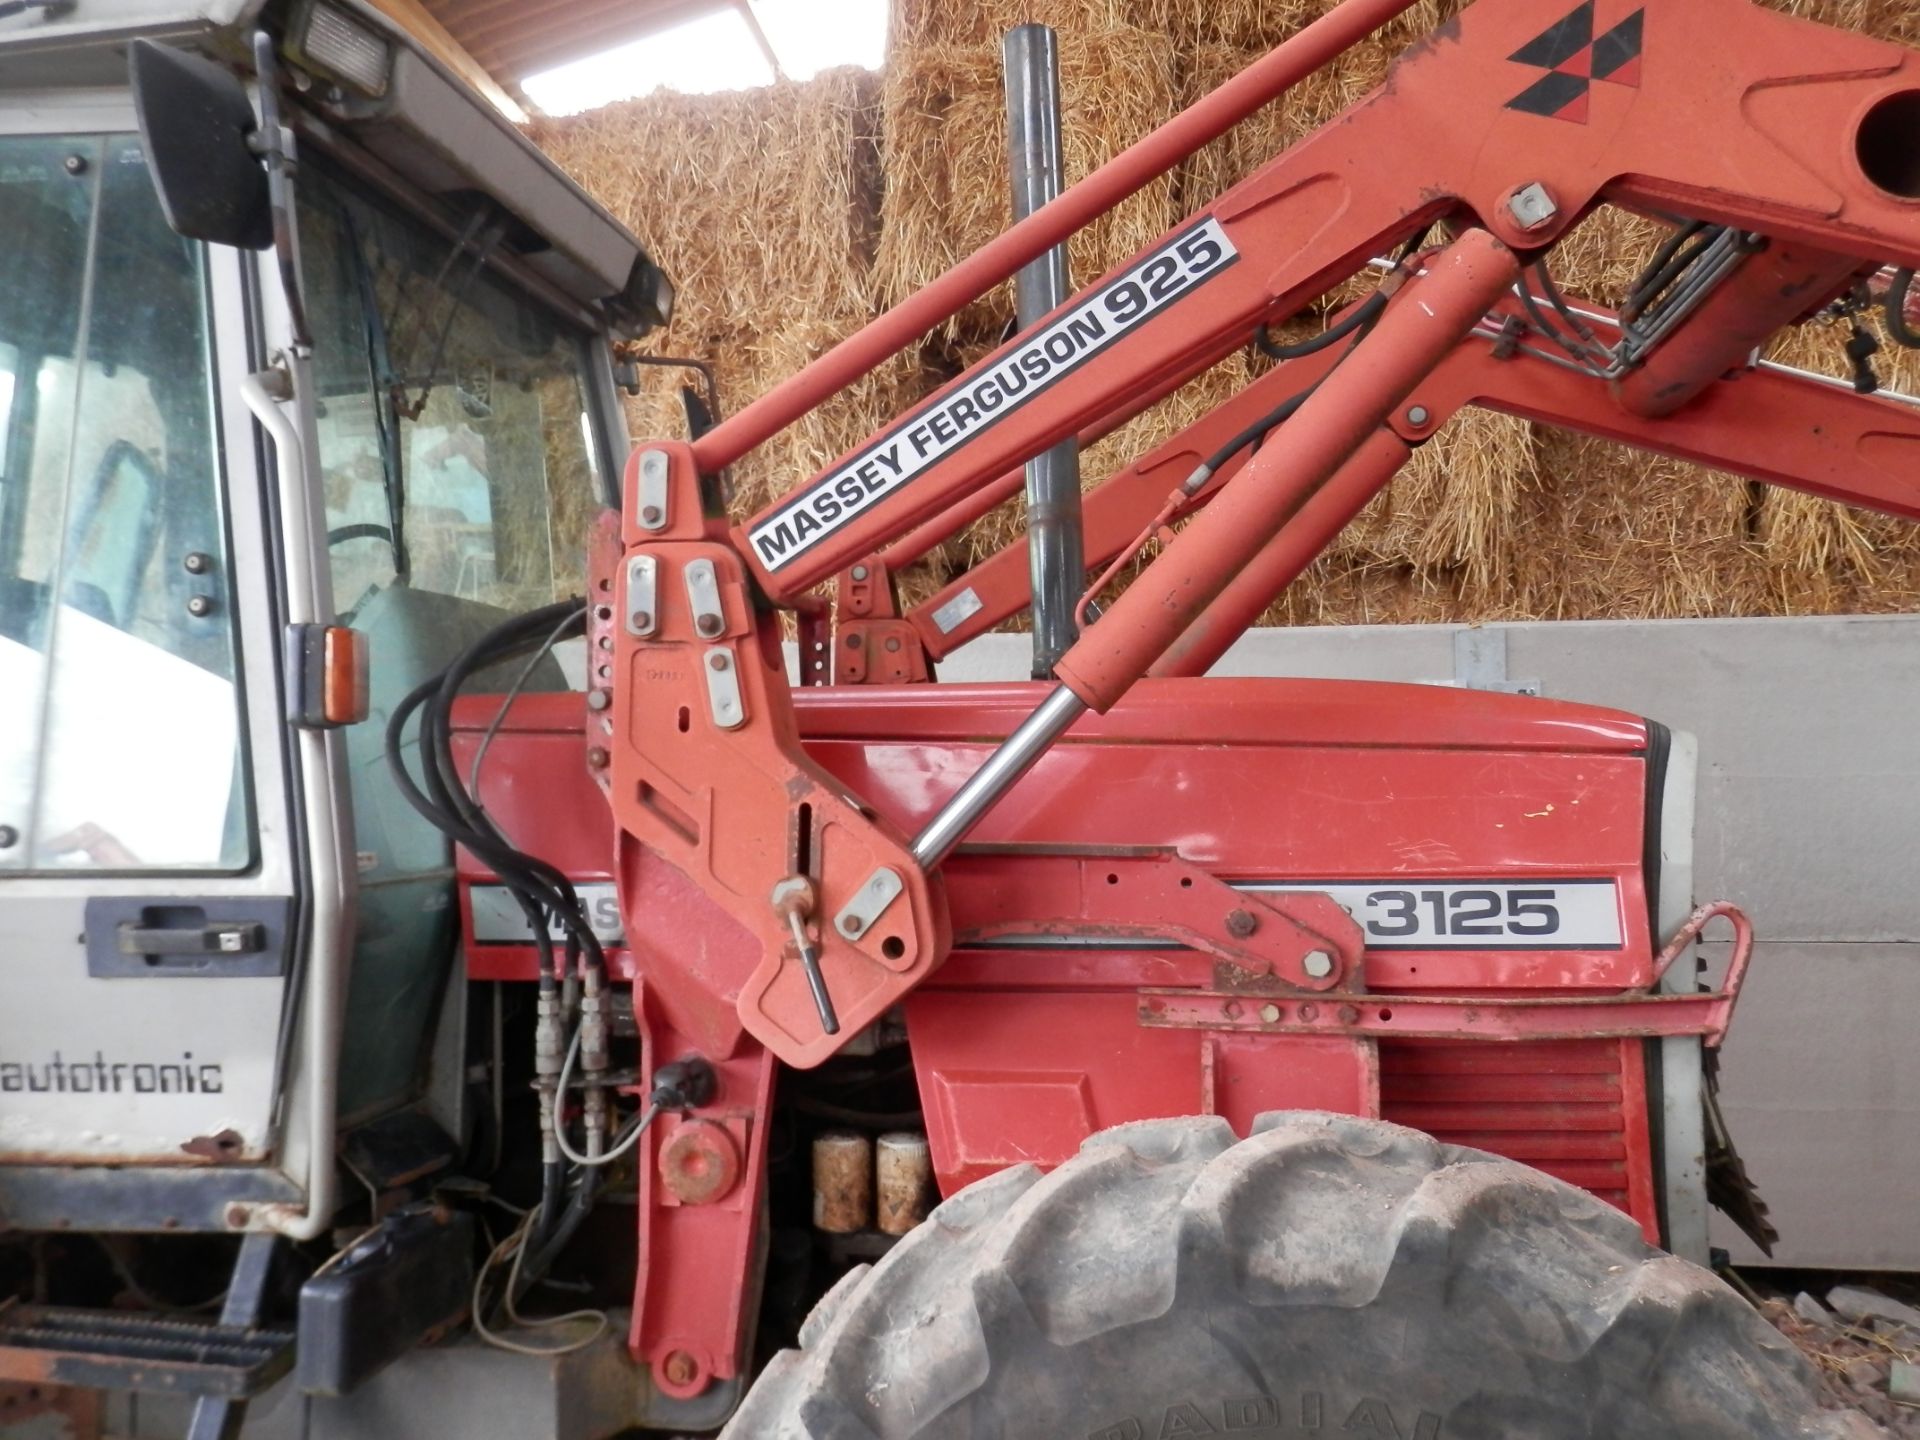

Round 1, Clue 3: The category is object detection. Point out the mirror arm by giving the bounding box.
[250,30,313,351]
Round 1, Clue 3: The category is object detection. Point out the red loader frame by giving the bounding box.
[479,0,1920,1403]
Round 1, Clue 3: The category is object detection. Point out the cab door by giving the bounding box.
[0,110,315,1227]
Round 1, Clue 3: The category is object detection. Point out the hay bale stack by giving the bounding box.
[872,27,1179,341]
[894,0,1458,56]
[530,0,1920,629]
[613,321,926,521]
[533,69,880,340]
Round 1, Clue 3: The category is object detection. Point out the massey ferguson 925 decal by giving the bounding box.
[748,217,1240,572]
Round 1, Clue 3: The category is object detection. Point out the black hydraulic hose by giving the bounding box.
[1255,291,1387,361]
[1624,221,1723,322]
[1200,387,1317,478]
[1532,261,1606,359]
[382,603,601,981]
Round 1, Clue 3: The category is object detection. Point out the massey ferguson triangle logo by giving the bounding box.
[1506,1,1645,124]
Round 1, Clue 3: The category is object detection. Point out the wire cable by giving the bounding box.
[472,1204,610,1357]
[469,607,584,808]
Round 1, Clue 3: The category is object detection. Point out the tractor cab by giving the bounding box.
[0,0,664,1411]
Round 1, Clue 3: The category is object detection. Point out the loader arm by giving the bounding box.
[913,288,1920,658]
[606,0,1920,1067]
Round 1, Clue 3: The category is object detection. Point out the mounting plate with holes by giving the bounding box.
[636,449,670,530]
[834,867,903,941]
[626,554,658,637]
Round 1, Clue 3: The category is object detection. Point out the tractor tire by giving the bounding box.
[726,1112,1869,1440]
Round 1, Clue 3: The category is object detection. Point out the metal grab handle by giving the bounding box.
[1650,901,1755,1048]
[1650,901,1754,989]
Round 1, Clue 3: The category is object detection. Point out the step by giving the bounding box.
[0,1303,294,1398]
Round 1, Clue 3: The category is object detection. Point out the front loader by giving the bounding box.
[4,0,1920,1435]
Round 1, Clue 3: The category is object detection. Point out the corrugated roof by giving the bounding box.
[418,0,727,99]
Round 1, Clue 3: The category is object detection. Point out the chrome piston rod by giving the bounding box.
[909,684,1088,869]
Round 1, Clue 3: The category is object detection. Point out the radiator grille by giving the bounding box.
[1380,1039,1645,1216]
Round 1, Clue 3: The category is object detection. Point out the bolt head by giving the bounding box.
[1259,1003,1282,1024]
[839,913,864,937]
[586,746,610,769]
[1302,949,1335,980]
[587,689,612,712]
[884,637,902,653]
[708,651,730,671]
[187,595,212,618]
[183,552,211,575]
[851,565,869,581]
[662,1350,698,1387]
[695,612,724,637]
[1506,181,1559,232]
[1405,405,1431,427]
[630,609,652,630]
[1225,908,1259,939]
[640,504,663,526]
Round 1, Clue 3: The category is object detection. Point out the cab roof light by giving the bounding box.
[293,1,393,99]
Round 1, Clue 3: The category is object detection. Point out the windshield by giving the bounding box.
[0,134,245,873]
[299,164,608,622]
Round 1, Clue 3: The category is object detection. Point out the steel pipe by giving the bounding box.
[1005,24,1084,677]
[1613,242,1863,418]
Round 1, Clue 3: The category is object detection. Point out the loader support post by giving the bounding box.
[1057,230,1521,712]
[1005,23,1084,677]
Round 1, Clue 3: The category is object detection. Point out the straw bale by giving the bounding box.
[532,68,880,341]
[873,27,1179,338]
[1331,410,1539,604]
[896,0,1460,58]
[893,0,1155,50]
[1753,0,1920,45]
[1173,18,1446,216]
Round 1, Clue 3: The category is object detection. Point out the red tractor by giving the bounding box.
[5,0,1919,1435]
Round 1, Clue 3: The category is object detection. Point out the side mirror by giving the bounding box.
[128,39,272,251]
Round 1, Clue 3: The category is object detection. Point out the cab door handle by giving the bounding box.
[117,920,267,957]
